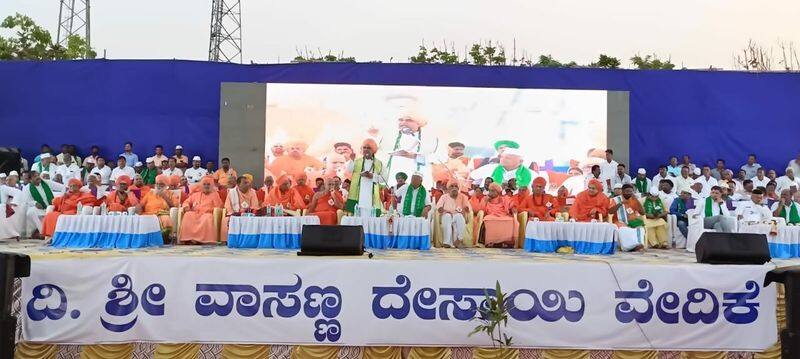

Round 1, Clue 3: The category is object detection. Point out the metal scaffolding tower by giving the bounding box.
[56,0,91,55]
[208,0,242,63]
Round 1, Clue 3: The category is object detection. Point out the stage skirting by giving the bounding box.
[9,243,785,356]
[51,215,162,249]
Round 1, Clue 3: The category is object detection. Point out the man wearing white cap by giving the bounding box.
[172,145,190,169]
[395,172,431,218]
[184,156,208,184]
[110,156,136,184]
[691,167,702,180]
[133,161,144,175]
[689,179,704,200]
[5,171,22,190]
[31,153,55,174]
[643,187,670,249]
[612,183,623,197]
[694,165,718,197]
[633,168,651,194]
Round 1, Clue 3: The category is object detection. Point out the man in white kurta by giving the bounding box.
[110,156,136,184]
[90,157,112,186]
[777,168,800,194]
[695,166,718,197]
[672,166,694,195]
[346,140,388,216]
[0,180,24,239]
[735,189,772,223]
[184,156,208,184]
[14,172,66,238]
[31,153,56,174]
[599,149,619,191]
[54,154,82,182]
[385,113,437,187]
[395,172,432,218]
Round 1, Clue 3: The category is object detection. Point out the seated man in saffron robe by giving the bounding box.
[479,183,518,248]
[521,177,559,221]
[106,175,140,212]
[293,173,315,207]
[307,178,344,225]
[180,176,223,244]
[41,178,96,238]
[569,179,609,222]
[609,183,646,252]
[266,174,306,215]
[137,174,178,243]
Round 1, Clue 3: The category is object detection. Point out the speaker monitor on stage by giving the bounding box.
[0,147,21,175]
[695,232,771,264]
[298,225,364,256]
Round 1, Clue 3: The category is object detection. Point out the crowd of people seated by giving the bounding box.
[2,142,799,253]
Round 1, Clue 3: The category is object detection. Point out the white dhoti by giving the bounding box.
[26,206,46,235]
[441,213,466,246]
[0,207,23,239]
[618,227,645,251]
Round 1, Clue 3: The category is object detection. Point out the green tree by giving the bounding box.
[0,13,96,60]
[409,45,461,64]
[533,55,577,68]
[588,54,621,69]
[630,54,675,70]
[292,51,356,63]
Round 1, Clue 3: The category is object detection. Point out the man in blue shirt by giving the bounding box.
[669,189,694,238]
[666,156,681,177]
[119,142,139,166]
[740,154,762,180]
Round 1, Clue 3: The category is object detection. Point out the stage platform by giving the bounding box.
[4,239,800,266]
[2,241,790,358]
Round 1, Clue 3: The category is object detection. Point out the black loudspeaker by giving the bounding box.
[0,147,21,175]
[298,225,364,256]
[696,232,771,264]
[1,252,31,359]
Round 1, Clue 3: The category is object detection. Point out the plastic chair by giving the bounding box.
[431,209,474,248]
[213,207,226,243]
[516,212,528,248]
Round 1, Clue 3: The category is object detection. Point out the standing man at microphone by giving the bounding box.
[345,139,388,216]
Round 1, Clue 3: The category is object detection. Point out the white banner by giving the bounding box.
[21,256,777,350]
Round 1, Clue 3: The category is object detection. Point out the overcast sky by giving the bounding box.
[2,1,798,69]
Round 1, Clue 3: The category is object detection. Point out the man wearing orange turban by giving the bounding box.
[293,173,315,206]
[479,182,518,248]
[179,176,223,244]
[269,140,323,181]
[519,177,559,221]
[106,175,140,212]
[266,174,305,213]
[569,179,609,222]
[41,178,95,238]
[345,139,388,215]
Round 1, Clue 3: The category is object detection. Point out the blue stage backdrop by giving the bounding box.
[1,60,798,174]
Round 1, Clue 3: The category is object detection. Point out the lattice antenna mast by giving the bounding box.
[56,0,91,57]
[208,0,242,63]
